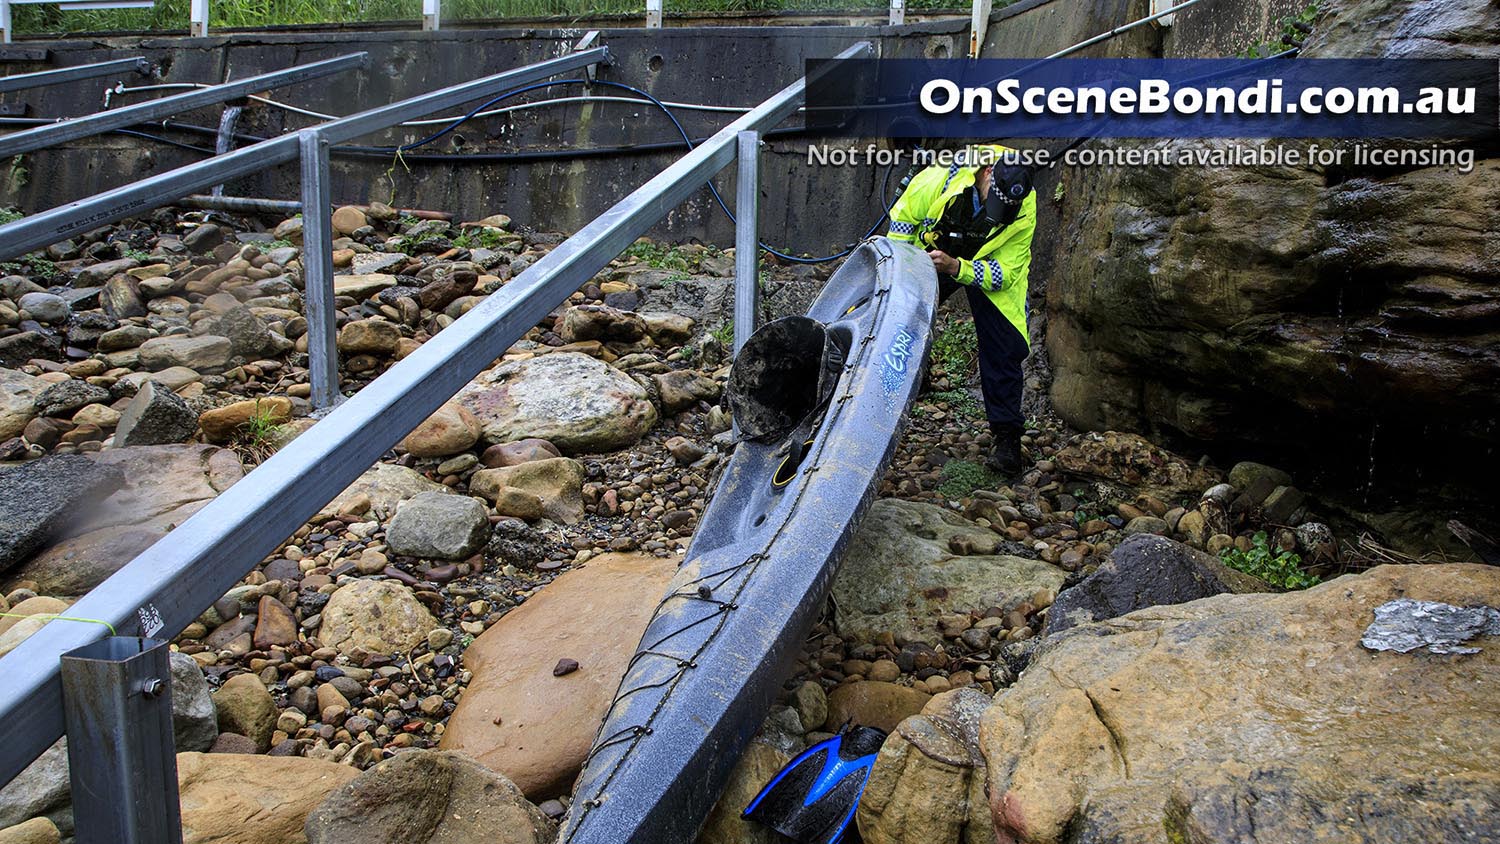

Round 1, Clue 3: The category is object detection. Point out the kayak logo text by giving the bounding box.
[881,326,917,399]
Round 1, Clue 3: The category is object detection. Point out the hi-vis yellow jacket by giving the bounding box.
[886,144,1036,345]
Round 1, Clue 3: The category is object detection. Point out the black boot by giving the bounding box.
[986,423,1025,476]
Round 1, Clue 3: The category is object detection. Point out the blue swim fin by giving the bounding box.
[742,725,887,844]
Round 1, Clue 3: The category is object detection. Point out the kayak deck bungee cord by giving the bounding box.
[560,237,938,844]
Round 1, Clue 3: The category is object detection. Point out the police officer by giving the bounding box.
[886,144,1036,475]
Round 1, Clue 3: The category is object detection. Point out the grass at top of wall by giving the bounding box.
[10,0,974,37]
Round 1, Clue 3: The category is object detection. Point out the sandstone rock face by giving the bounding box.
[859,688,996,844]
[176,751,357,844]
[440,552,678,798]
[319,579,437,656]
[1042,534,1267,636]
[455,353,658,454]
[980,564,1500,844]
[304,750,555,844]
[834,499,1066,645]
[470,457,586,525]
[1044,0,1500,531]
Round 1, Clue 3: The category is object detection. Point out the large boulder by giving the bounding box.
[385,492,489,560]
[176,751,357,844]
[833,499,1066,645]
[0,455,124,575]
[980,564,1500,844]
[858,688,996,844]
[1051,431,1222,501]
[455,353,658,454]
[318,579,437,656]
[1042,534,1267,636]
[439,552,678,798]
[0,368,43,440]
[304,750,554,844]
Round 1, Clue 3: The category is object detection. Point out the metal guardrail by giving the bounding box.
[0,52,367,158]
[0,42,872,830]
[0,56,149,93]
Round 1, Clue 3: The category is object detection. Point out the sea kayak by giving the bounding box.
[559,237,938,844]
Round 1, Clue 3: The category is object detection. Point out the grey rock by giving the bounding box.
[95,324,153,352]
[34,380,110,418]
[0,738,69,831]
[1263,485,1307,524]
[1360,598,1500,656]
[0,454,125,574]
[0,276,44,300]
[1228,461,1293,494]
[74,257,139,287]
[266,246,300,267]
[1043,534,1269,637]
[137,335,232,371]
[834,498,1067,645]
[113,380,199,447]
[386,492,489,561]
[304,750,555,844]
[170,651,219,752]
[182,223,224,253]
[100,275,146,319]
[16,293,68,324]
[0,332,61,368]
[214,304,287,358]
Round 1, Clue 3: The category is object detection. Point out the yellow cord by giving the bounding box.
[0,613,117,636]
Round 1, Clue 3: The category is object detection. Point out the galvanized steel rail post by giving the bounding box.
[0,57,150,94]
[732,130,759,355]
[0,40,869,797]
[60,637,181,844]
[299,131,340,408]
[0,52,367,159]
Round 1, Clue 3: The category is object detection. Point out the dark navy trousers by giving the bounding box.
[938,276,1028,430]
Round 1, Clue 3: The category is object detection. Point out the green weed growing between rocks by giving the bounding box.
[937,459,998,499]
[1219,530,1320,589]
[235,400,288,465]
[926,388,983,420]
[932,319,978,380]
[623,241,693,273]
[0,208,22,225]
[1241,0,1320,57]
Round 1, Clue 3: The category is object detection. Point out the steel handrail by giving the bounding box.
[0,57,150,94]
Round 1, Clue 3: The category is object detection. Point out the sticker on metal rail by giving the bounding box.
[138,604,165,638]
